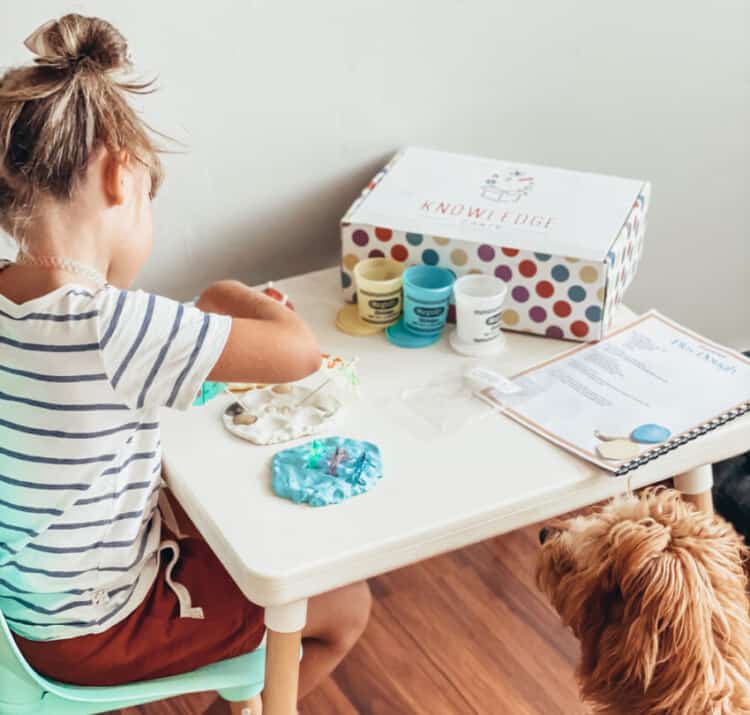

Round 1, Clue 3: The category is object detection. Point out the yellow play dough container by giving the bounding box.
[353,258,405,327]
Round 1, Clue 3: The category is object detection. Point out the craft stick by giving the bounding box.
[296,378,332,407]
[295,357,359,408]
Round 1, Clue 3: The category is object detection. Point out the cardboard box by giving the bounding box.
[340,147,650,341]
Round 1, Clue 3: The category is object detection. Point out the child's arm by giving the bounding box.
[196,280,320,385]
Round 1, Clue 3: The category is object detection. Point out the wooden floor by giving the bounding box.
[115,523,587,715]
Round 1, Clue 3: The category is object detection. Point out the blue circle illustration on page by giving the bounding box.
[630,424,671,444]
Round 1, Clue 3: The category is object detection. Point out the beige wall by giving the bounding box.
[1,1,748,347]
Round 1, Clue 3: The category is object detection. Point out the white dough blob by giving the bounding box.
[222,386,342,445]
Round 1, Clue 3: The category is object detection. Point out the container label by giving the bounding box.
[415,306,445,318]
[369,297,399,310]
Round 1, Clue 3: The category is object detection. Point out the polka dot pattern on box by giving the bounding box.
[451,249,468,266]
[601,188,649,332]
[352,230,369,247]
[536,281,554,298]
[495,265,512,282]
[391,244,408,262]
[422,249,440,265]
[339,205,647,341]
[340,226,608,340]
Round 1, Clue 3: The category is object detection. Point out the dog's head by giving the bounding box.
[537,488,750,715]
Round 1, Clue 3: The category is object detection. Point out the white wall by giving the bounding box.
[1,1,748,347]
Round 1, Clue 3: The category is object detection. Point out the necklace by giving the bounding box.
[14,253,108,287]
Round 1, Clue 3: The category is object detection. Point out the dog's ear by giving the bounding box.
[607,517,678,689]
[602,511,750,707]
[550,493,750,712]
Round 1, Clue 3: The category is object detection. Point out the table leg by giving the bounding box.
[673,464,714,514]
[263,599,308,715]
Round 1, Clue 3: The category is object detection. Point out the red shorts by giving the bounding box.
[13,496,265,686]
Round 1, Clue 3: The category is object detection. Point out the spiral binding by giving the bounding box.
[615,402,750,477]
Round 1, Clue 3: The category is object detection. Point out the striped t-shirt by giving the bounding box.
[0,276,231,641]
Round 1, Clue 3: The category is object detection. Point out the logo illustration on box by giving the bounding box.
[480,169,535,203]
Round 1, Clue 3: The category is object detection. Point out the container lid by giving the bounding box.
[385,319,442,348]
[336,304,383,337]
[345,147,648,262]
[449,329,506,357]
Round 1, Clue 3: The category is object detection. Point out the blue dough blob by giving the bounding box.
[272,437,383,507]
[630,423,671,444]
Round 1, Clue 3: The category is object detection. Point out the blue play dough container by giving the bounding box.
[402,265,455,337]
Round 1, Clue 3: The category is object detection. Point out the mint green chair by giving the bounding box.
[0,610,264,714]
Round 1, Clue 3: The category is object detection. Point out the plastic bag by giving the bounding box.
[398,361,520,438]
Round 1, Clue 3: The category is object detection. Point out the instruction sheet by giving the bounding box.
[478,312,750,471]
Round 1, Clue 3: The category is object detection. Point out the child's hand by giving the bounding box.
[196,280,320,385]
[196,280,268,317]
[197,281,293,316]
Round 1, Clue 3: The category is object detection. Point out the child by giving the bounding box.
[0,14,371,715]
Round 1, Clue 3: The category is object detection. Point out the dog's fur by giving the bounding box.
[537,488,750,714]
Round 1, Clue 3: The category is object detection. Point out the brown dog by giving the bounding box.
[537,488,750,714]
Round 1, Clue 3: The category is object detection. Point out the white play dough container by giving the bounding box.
[450,274,508,356]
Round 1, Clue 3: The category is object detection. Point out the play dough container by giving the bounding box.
[402,265,455,336]
[450,274,507,356]
[353,257,404,327]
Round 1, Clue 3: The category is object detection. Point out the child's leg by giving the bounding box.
[298,581,372,698]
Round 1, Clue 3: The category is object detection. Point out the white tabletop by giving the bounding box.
[160,268,750,607]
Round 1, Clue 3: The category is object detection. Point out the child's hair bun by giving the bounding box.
[1,14,162,240]
[24,14,129,74]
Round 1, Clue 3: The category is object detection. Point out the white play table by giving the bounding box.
[160,267,748,714]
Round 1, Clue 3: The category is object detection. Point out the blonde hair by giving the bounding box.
[0,14,163,241]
